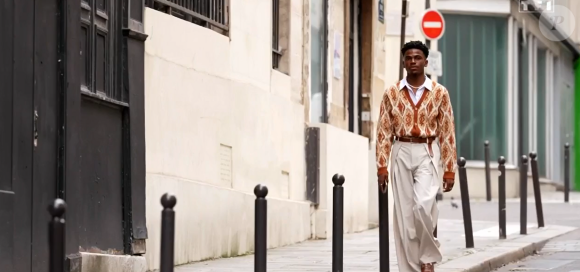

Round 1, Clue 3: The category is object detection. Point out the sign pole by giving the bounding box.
[425,0,431,77]
[427,0,442,203]
[419,9,445,77]
[398,0,409,80]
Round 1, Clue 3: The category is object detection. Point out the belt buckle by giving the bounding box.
[409,138,414,143]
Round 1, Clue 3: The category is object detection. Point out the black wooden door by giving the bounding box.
[1,0,147,269]
[0,1,33,271]
[0,0,60,271]
[71,0,126,253]
[32,0,61,270]
[63,0,148,258]
[0,0,19,270]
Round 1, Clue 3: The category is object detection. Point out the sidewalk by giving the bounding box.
[470,191,580,204]
[174,219,575,272]
[437,192,580,227]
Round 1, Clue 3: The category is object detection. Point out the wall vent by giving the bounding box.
[220,144,233,187]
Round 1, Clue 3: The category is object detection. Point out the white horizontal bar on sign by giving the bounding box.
[423,22,442,28]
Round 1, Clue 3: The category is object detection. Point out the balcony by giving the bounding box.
[145,0,229,35]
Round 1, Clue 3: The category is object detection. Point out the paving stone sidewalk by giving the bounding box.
[438,192,580,227]
[173,219,575,272]
[470,191,580,204]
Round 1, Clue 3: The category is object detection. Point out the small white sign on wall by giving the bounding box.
[426,50,443,77]
[385,11,415,36]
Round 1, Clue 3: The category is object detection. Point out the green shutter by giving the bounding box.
[537,49,547,177]
[519,33,529,165]
[439,14,508,161]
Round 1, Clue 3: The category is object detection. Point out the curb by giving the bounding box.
[460,240,547,272]
[77,252,147,272]
[437,225,577,272]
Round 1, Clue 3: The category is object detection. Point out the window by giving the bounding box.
[439,14,508,161]
[81,0,124,103]
[145,0,230,36]
[272,0,281,69]
[518,33,549,177]
[309,0,326,123]
[272,0,290,73]
[555,56,575,184]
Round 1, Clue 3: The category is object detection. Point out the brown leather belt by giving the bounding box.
[394,136,437,144]
[393,136,437,157]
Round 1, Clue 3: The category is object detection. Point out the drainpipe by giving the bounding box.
[574,59,580,191]
[425,0,432,79]
[424,0,442,201]
[398,0,409,79]
[323,0,329,123]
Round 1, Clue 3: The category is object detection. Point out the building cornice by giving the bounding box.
[514,0,580,61]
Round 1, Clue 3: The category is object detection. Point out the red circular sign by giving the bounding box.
[420,9,445,40]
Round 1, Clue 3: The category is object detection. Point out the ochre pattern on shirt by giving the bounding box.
[375,80,457,180]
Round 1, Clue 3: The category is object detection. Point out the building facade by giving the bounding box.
[143,0,387,270]
[435,0,578,192]
[0,0,148,271]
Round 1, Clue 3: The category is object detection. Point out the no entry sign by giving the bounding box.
[420,9,445,40]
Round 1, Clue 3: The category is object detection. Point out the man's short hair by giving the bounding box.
[401,40,429,58]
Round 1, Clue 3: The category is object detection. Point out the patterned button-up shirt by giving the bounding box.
[400,76,431,105]
[375,79,458,180]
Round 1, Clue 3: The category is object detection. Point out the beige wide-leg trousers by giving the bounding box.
[391,140,443,272]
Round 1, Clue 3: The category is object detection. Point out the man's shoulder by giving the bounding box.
[431,81,450,94]
[383,83,400,97]
[389,80,402,90]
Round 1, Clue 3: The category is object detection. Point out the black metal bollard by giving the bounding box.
[378,180,389,272]
[160,193,177,272]
[498,156,507,239]
[458,158,474,248]
[520,155,528,235]
[564,143,570,203]
[332,174,345,272]
[529,152,545,228]
[254,184,268,272]
[484,141,492,202]
[48,199,66,272]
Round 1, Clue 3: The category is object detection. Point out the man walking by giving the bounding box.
[376,40,457,272]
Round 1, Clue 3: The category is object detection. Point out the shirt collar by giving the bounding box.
[398,76,433,91]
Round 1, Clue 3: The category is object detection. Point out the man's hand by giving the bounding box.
[378,174,388,193]
[443,178,455,192]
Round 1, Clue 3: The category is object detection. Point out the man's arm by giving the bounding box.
[437,88,458,180]
[376,89,394,176]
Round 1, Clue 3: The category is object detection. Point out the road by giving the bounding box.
[492,229,580,272]
[436,191,580,272]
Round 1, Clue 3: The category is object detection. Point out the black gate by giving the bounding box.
[0,0,147,270]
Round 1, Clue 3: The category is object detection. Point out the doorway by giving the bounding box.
[348,0,362,135]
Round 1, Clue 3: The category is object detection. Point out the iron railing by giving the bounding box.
[272,0,281,69]
[146,0,229,35]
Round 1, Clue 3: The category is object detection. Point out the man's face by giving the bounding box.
[402,49,428,76]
